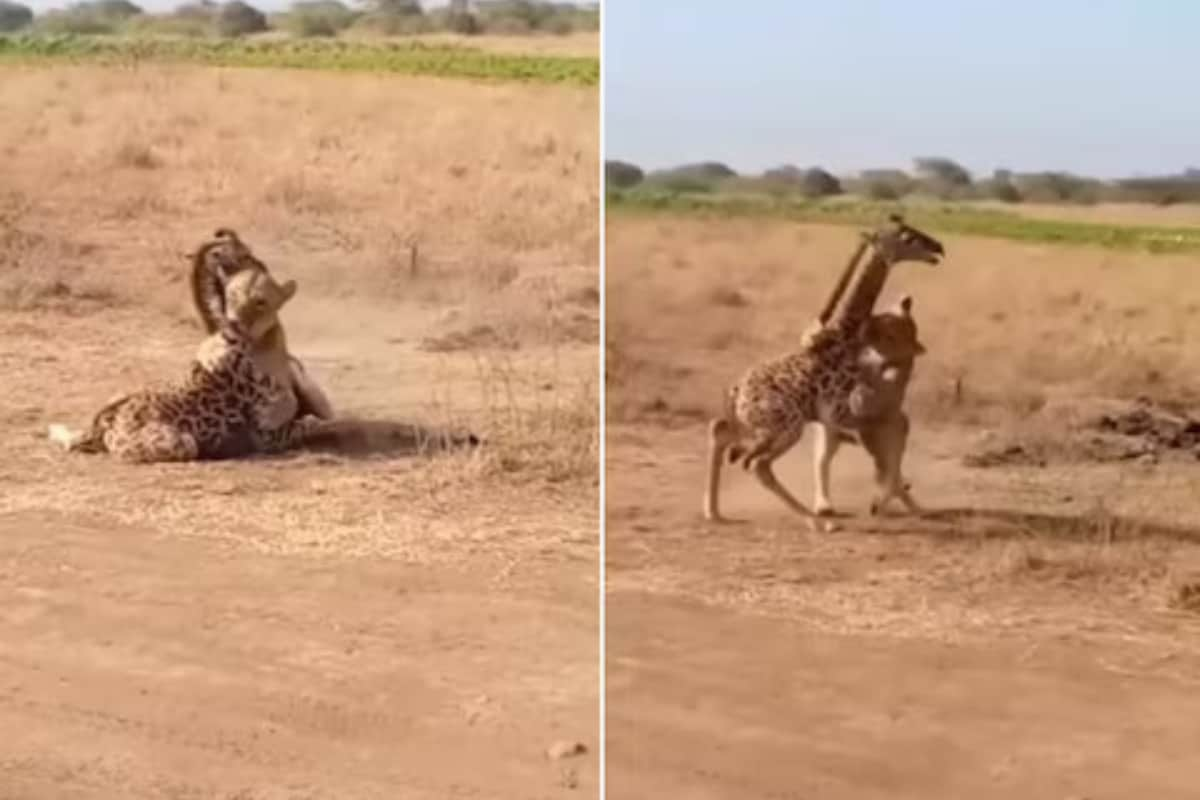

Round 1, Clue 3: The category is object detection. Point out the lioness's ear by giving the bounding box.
[898,294,914,315]
[280,279,298,303]
[914,339,927,356]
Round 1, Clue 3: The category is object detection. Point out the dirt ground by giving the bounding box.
[0,66,598,798]
[605,215,1200,798]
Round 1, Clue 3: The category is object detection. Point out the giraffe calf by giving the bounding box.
[704,295,926,528]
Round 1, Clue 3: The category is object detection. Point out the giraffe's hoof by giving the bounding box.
[808,518,839,534]
[814,504,837,518]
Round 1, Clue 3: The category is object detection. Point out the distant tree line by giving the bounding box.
[606,156,1200,206]
[0,0,599,38]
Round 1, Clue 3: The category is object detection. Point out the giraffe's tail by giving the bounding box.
[48,395,129,454]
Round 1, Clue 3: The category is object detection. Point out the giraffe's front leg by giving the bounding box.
[745,427,835,533]
[811,422,842,517]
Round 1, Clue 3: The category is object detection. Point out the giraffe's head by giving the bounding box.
[866,214,944,266]
[194,228,269,282]
[858,294,926,366]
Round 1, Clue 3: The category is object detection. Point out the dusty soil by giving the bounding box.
[0,510,594,799]
[0,65,598,798]
[605,215,1200,798]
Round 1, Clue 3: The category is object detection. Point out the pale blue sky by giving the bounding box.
[605,1,1197,179]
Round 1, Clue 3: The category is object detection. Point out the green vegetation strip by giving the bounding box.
[608,190,1200,254]
[0,34,598,86]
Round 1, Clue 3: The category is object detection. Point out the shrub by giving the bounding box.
[605,160,644,189]
[798,167,841,198]
[215,0,267,36]
[369,0,421,14]
[33,0,143,33]
[443,8,480,34]
[854,168,914,199]
[1014,171,1103,204]
[1112,176,1200,206]
[981,178,1022,203]
[474,1,597,34]
[914,156,972,187]
[283,0,355,37]
[36,9,117,34]
[757,165,841,198]
[175,0,217,17]
[0,0,33,31]
[354,10,430,34]
[643,162,736,194]
[861,179,901,201]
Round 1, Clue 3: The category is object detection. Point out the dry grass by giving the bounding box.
[0,64,597,562]
[606,215,1200,429]
[605,212,1200,647]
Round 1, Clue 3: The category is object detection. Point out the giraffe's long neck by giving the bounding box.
[828,248,891,331]
[816,236,869,326]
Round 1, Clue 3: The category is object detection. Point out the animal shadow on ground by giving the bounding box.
[285,417,482,459]
[913,507,1200,545]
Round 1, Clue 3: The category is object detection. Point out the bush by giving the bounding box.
[798,167,841,198]
[757,165,841,198]
[643,162,736,194]
[1112,177,1200,206]
[474,1,596,34]
[982,178,1021,203]
[914,156,972,186]
[353,9,431,34]
[215,0,267,36]
[283,0,355,37]
[0,0,33,31]
[862,179,901,201]
[125,14,209,35]
[34,0,143,33]
[1013,171,1103,204]
[36,9,117,34]
[369,0,421,14]
[443,8,480,34]
[605,160,644,189]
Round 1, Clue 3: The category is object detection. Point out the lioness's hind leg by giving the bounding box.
[289,356,335,421]
[866,413,923,516]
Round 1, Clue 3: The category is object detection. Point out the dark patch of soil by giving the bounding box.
[964,398,1200,469]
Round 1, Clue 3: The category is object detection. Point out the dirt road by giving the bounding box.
[605,423,1200,799]
[0,509,596,799]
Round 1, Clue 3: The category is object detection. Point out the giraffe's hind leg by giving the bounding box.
[704,417,736,521]
[745,429,829,532]
[108,423,199,463]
